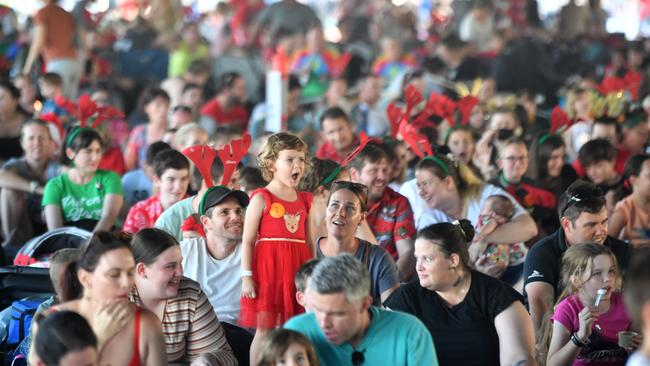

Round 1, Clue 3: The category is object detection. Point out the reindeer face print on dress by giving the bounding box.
[284,212,301,233]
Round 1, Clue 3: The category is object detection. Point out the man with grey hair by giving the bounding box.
[284,254,438,365]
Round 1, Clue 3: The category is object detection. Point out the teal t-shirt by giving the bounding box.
[42,169,123,222]
[154,196,195,242]
[284,306,438,366]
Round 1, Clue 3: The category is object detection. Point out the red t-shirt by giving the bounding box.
[123,196,163,234]
[366,187,417,260]
[34,4,76,62]
[98,146,126,176]
[200,99,249,131]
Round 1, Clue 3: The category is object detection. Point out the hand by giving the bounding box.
[241,276,257,299]
[92,300,131,350]
[476,218,498,242]
[473,131,495,172]
[630,334,643,350]
[474,255,507,278]
[469,240,488,263]
[576,306,596,341]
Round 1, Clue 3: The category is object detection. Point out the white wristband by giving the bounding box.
[241,270,253,278]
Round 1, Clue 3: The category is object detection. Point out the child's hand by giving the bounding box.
[242,276,257,299]
[577,306,596,341]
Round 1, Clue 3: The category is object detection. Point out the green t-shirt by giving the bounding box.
[42,169,123,223]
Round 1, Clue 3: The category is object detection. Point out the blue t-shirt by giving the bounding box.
[284,306,438,366]
[121,169,152,206]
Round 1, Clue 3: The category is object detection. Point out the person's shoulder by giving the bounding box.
[373,306,427,331]
[528,230,561,255]
[605,236,632,262]
[96,169,120,180]
[175,277,204,298]
[1,156,25,171]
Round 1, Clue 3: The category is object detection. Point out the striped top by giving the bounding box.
[130,277,237,365]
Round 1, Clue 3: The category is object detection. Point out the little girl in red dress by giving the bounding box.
[240,132,313,361]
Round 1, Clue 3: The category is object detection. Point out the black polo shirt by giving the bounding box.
[523,229,632,303]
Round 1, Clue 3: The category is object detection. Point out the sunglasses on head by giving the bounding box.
[332,181,368,194]
[560,186,604,217]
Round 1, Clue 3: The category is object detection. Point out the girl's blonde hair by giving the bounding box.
[258,132,309,182]
[565,88,590,120]
[536,243,620,365]
[256,328,320,366]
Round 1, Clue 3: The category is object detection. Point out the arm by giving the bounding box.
[93,194,123,232]
[525,282,555,336]
[241,194,264,298]
[187,291,237,366]
[23,24,46,74]
[494,302,536,366]
[140,310,168,366]
[0,169,44,194]
[546,321,581,366]
[395,238,415,281]
[380,284,400,304]
[483,213,538,244]
[608,208,626,240]
[44,204,64,230]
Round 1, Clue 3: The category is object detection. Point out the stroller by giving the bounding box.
[0,228,91,364]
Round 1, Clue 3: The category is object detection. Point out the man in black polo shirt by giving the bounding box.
[523,180,632,336]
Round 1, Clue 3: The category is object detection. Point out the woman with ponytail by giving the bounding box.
[407,153,537,277]
[609,154,650,248]
[384,221,536,366]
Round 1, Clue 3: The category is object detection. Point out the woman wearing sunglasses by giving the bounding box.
[315,181,400,305]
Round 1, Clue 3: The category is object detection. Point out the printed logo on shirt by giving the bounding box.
[284,212,301,233]
[527,270,544,280]
[270,203,285,218]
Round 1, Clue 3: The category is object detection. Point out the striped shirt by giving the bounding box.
[130,277,237,365]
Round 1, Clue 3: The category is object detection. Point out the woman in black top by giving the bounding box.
[384,220,535,366]
[0,81,28,163]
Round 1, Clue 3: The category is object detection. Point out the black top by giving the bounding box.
[543,164,578,199]
[523,229,632,302]
[384,271,523,366]
[0,136,23,162]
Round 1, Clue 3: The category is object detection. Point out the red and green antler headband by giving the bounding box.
[56,95,124,145]
[320,131,375,186]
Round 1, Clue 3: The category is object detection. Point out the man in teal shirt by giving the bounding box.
[284,254,437,366]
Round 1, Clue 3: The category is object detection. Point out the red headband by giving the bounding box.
[217,133,251,186]
[182,145,218,188]
[550,106,571,133]
[39,113,65,141]
[55,94,124,129]
[399,120,432,159]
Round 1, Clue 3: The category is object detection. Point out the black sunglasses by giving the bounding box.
[352,350,365,365]
[560,186,604,217]
[332,181,368,194]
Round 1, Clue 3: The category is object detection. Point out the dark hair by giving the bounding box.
[348,143,388,173]
[594,117,622,139]
[294,258,321,292]
[139,86,171,109]
[256,328,320,366]
[61,128,103,166]
[527,133,565,181]
[624,247,650,329]
[319,106,351,129]
[557,180,606,222]
[171,105,193,114]
[578,138,616,167]
[181,82,201,95]
[60,231,133,302]
[328,181,369,212]
[39,72,63,87]
[239,166,267,191]
[440,33,466,50]
[0,80,20,100]
[216,72,241,94]
[34,311,97,366]
[614,154,650,201]
[145,141,172,166]
[299,158,343,191]
[416,220,475,269]
[187,60,210,76]
[288,74,302,92]
[131,228,179,265]
[152,149,190,178]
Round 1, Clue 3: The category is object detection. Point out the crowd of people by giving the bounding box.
[1,0,650,365]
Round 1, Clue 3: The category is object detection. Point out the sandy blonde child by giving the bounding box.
[240,132,313,361]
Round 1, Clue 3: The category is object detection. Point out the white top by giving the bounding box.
[627,351,650,366]
[399,179,526,230]
[180,237,242,324]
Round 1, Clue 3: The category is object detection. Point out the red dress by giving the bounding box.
[239,188,313,329]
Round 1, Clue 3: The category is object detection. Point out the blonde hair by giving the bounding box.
[173,123,207,150]
[566,88,590,120]
[258,132,309,182]
[536,243,620,365]
[256,329,319,366]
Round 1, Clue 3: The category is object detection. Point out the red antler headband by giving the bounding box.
[216,133,252,187]
[399,119,451,176]
[456,96,479,127]
[319,132,375,186]
[39,113,65,142]
[182,145,218,188]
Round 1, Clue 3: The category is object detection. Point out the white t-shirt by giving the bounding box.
[180,237,242,324]
[627,351,650,366]
[400,179,526,229]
